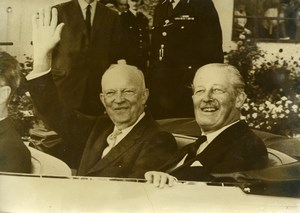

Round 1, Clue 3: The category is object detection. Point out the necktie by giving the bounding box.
[167,0,175,17]
[102,129,122,158]
[85,4,91,39]
[184,135,207,163]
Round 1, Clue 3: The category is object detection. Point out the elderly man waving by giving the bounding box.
[27,7,177,178]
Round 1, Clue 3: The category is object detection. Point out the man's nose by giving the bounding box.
[114,91,126,102]
[202,90,214,101]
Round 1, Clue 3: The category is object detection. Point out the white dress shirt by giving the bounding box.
[101,112,146,158]
[169,120,241,170]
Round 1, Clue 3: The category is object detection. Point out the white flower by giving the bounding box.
[240,116,246,120]
[239,34,246,40]
[285,109,290,114]
[243,104,250,111]
[279,114,285,118]
[286,100,293,105]
[281,96,288,101]
[252,113,258,119]
[292,105,298,112]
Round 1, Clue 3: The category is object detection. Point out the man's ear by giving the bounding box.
[0,86,11,105]
[235,91,247,109]
[99,93,106,107]
[142,88,149,105]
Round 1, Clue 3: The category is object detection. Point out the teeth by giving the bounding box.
[202,107,217,112]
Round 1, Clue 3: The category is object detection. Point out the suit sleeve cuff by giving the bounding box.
[26,68,51,80]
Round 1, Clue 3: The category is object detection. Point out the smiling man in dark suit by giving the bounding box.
[145,63,268,187]
[27,7,177,178]
[51,0,123,115]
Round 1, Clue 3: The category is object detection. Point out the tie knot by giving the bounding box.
[196,135,207,144]
[107,129,122,147]
[109,129,122,140]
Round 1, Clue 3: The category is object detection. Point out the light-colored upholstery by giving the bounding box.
[172,133,297,167]
[28,147,72,176]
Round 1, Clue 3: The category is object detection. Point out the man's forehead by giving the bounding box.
[102,70,141,89]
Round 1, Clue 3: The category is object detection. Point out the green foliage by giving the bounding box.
[226,38,300,137]
[8,56,37,138]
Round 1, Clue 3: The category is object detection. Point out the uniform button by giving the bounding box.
[129,26,133,29]
[139,28,142,31]
[139,34,142,37]
[162,32,167,36]
[181,26,185,29]
[139,40,142,42]
[188,66,192,69]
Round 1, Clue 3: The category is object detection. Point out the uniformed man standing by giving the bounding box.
[120,0,150,76]
[149,0,224,118]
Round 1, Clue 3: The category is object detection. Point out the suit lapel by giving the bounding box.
[172,121,246,173]
[86,114,152,174]
[198,121,246,168]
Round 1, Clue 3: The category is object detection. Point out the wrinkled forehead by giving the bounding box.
[101,66,143,91]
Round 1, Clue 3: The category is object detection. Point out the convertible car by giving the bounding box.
[0,118,299,212]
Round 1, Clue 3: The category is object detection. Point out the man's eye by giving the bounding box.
[213,88,224,93]
[105,91,116,97]
[194,89,205,95]
[124,89,135,95]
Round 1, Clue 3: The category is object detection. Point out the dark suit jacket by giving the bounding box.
[27,74,177,178]
[149,0,224,118]
[120,10,150,73]
[52,0,123,115]
[0,117,31,173]
[159,121,268,181]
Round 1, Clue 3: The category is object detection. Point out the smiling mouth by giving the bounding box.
[201,106,218,112]
[113,107,129,111]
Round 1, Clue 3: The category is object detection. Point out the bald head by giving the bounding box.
[101,61,146,91]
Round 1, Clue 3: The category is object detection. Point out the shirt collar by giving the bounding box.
[203,120,240,143]
[113,112,145,134]
[129,8,138,16]
[78,0,97,11]
[0,116,7,122]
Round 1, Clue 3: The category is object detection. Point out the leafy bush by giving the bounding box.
[225,38,300,137]
[9,56,37,138]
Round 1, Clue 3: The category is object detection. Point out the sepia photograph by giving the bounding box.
[0,0,300,212]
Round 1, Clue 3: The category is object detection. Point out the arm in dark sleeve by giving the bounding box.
[197,0,224,63]
[27,73,95,149]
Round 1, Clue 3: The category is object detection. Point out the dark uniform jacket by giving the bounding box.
[159,121,268,181]
[52,0,123,115]
[120,10,150,74]
[0,117,31,173]
[27,74,177,178]
[149,0,224,118]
